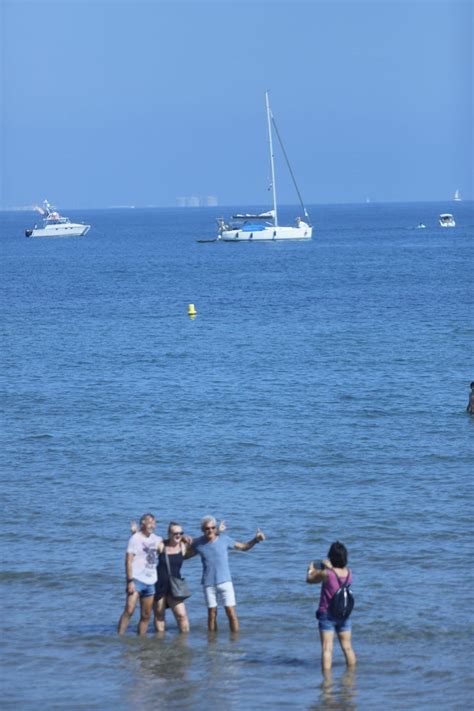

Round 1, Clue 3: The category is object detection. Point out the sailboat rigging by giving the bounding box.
[216,92,312,242]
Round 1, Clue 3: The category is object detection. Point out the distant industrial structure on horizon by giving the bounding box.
[176,195,218,207]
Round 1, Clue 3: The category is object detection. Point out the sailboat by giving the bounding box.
[453,189,462,202]
[217,92,312,242]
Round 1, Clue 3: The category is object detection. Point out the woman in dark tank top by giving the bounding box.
[155,547,184,598]
[153,521,190,633]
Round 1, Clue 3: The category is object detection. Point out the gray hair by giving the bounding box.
[201,515,217,532]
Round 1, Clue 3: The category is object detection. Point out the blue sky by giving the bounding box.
[1,0,472,208]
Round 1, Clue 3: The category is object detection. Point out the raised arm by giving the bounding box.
[306,560,329,585]
[183,544,198,560]
[234,528,266,551]
[176,531,196,560]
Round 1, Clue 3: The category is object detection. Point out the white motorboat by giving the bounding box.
[439,213,455,228]
[25,200,90,238]
[217,92,312,242]
[416,223,426,229]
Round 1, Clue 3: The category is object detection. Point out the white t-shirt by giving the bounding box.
[126,532,162,584]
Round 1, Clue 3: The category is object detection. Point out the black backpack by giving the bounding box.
[328,569,354,620]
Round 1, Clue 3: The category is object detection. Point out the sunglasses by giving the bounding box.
[204,526,217,531]
[171,531,184,536]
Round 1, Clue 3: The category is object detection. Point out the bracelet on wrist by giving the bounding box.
[127,578,134,584]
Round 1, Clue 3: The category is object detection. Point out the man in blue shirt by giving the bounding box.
[189,515,266,632]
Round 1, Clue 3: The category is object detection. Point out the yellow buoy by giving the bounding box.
[188,303,197,316]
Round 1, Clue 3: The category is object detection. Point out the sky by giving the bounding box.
[1,0,472,208]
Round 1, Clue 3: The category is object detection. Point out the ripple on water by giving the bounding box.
[1,204,473,708]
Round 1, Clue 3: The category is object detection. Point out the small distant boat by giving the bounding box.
[439,213,455,228]
[453,189,462,202]
[416,223,426,229]
[216,92,312,242]
[25,200,90,238]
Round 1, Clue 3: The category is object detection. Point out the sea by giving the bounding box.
[1,201,473,710]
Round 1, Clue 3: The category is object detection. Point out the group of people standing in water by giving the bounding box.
[117,513,356,671]
[116,386,474,665]
[117,514,265,636]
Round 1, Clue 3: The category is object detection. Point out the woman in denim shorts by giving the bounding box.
[306,541,356,672]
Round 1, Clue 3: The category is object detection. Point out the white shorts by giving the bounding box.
[203,581,236,608]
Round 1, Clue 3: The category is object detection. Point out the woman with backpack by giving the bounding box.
[306,541,356,671]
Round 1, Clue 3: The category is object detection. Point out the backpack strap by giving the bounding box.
[332,568,351,587]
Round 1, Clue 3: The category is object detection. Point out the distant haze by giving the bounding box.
[2,0,472,208]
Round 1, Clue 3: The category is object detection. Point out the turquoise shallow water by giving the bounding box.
[1,202,473,709]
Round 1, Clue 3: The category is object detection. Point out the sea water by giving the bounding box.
[1,202,473,710]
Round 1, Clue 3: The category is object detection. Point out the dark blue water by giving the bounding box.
[1,202,473,709]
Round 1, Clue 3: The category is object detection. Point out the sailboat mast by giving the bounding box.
[265,91,278,227]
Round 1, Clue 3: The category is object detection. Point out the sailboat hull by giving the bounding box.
[213,92,313,244]
[220,222,312,242]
